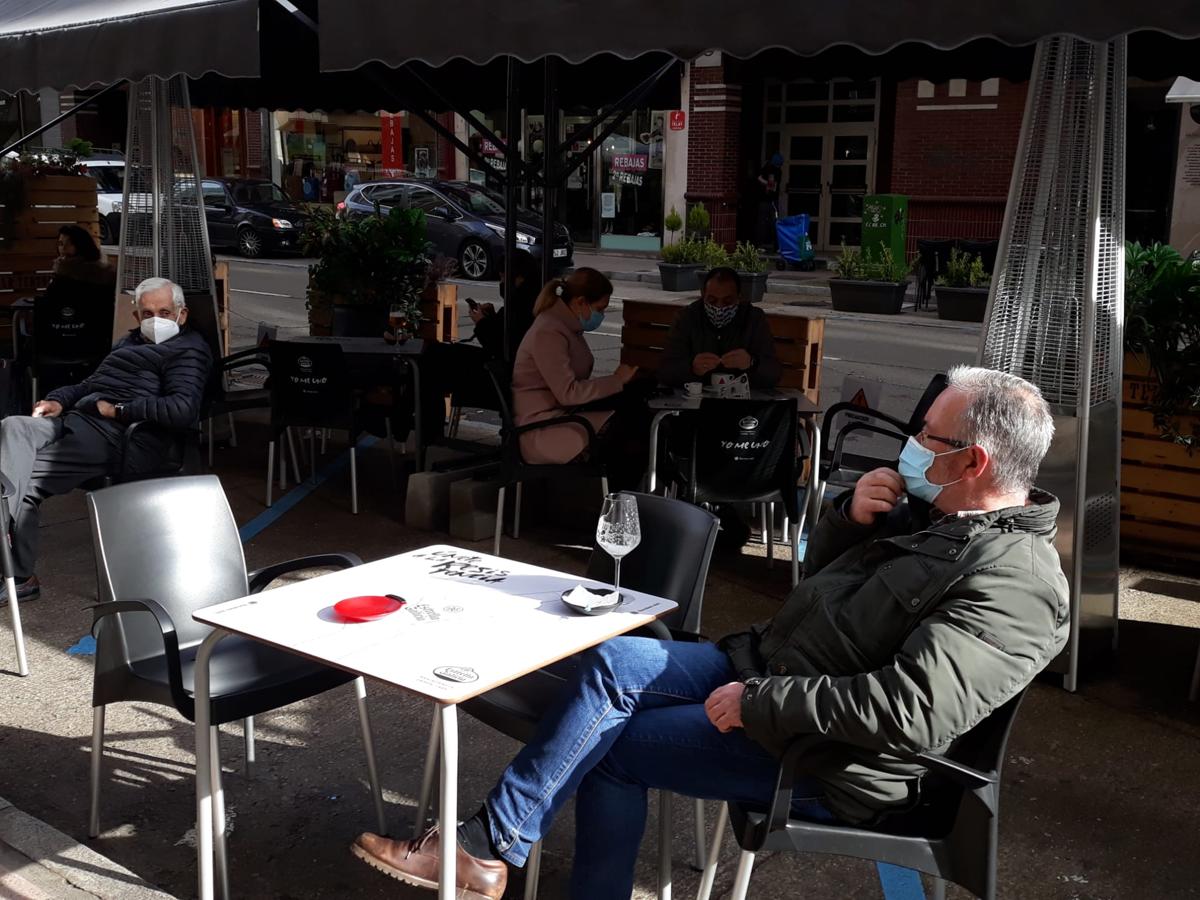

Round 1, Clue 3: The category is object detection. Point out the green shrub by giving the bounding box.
[660,236,704,265]
[686,203,710,236]
[730,241,769,274]
[664,206,683,236]
[936,247,990,288]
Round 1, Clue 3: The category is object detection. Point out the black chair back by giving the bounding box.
[956,238,1000,275]
[584,492,719,634]
[687,397,799,517]
[182,290,229,409]
[32,292,116,393]
[268,340,354,431]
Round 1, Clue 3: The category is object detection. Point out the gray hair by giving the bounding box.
[133,277,185,311]
[946,365,1055,495]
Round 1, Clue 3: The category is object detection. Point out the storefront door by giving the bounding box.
[766,79,879,251]
[782,124,875,250]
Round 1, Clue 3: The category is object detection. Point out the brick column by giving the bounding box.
[686,58,742,247]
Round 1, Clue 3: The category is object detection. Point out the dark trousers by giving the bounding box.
[1,412,167,578]
[578,390,655,493]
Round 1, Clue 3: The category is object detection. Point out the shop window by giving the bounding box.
[786,82,829,103]
[832,81,877,101]
[832,105,875,123]
[599,109,665,252]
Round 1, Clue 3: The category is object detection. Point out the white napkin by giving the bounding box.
[565,585,620,610]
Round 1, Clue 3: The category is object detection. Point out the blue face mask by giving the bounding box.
[581,308,605,332]
[897,436,967,503]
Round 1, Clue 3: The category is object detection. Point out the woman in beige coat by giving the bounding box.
[512,267,649,489]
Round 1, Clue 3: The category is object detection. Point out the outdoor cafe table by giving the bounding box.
[190,544,677,900]
[647,387,824,530]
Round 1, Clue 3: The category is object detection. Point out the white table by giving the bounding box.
[647,388,825,542]
[190,544,677,900]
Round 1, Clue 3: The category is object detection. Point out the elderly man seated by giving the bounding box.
[658,266,781,389]
[1,277,212,602]
[352,365,1070,900]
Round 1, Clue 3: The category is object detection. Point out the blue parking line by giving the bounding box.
[66,435,379,656]
[238,435,378,543]
[877,863,926,900]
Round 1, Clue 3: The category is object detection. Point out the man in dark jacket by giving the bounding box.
[0,277,212,601]
[352,366,1070,900]
[658,267,782,389]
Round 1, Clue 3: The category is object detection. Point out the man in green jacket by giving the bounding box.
[353,365,1070,900]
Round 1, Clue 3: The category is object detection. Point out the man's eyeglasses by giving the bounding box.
[915,427,972,450]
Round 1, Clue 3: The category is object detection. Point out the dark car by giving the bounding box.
[197,178,308,258]
[338,179,573,280]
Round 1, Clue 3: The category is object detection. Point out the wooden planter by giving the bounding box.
[0,174,99,318]
[829,278,908,314]
[1120,352,1200,561]
[308,281,459,342]
[934,285,988,322]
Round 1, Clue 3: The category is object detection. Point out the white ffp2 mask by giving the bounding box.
[140,316,180,344]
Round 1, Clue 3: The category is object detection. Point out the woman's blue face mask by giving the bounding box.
[581,307,605,332]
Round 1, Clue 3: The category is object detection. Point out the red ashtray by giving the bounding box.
[333,595,404,622]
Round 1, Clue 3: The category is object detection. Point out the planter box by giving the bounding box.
[1120,352,1200,562]
[829,278,908,314]
[934,285,988,322]
[658,262,702,292]
[739,270,769,303]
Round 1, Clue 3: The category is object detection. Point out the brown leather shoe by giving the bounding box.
[352,827,507,900]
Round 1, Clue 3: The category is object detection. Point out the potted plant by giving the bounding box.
[664,206,683,243]
[658,236,704,292]
[933,248,990,322]
[686,202,711,242]
[301,205,429,336]
[828,243,912,314]
[1120,240,1200,558]
[731,241,771,302]
[694,239,731,290]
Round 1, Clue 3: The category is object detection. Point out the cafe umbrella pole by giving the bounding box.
[541,57,559,286]
[504,57,521,362]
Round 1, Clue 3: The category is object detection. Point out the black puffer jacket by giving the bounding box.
[47,328,212,429]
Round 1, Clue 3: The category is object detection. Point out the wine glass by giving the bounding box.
[388,303,407,342]
[596,493,641,596]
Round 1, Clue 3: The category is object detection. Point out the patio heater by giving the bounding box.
[979,36,1126,691]
[115,75,216,304]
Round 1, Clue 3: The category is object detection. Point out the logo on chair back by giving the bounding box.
[738,416,759,432]
[60,306,76,319]
[433,665,478,683]
[297,356,313,372]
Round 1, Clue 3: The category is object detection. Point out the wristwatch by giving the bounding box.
[114,403,125,417]
[743,676,765,689]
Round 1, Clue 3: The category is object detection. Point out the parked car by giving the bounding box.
[78,152,125,245]
[338,178,573,280]
[195,178,308,258]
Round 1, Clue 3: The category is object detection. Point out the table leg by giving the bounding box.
[438,703,458,900]
[195,629,230,900]
[409,359,425,473]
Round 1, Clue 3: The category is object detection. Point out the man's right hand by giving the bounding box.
[847,467,906,526]
[614,363,639,384]
[692,353,721,377]
[31,400,62,419]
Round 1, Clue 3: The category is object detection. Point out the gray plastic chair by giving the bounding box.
[696,690,1029,900]
[413,492,721,899]
[85,475,387,865]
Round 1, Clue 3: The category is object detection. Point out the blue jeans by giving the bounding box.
[485,637,830,900]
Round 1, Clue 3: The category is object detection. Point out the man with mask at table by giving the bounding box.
[658,266,781,389]
[351,365,1069,900]
[0,277,211,603]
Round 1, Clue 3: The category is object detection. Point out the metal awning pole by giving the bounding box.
[503,57,521,362]
[540,58,559,285]
[0,81,125,157]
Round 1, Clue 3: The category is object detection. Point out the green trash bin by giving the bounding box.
[861,194,908,264]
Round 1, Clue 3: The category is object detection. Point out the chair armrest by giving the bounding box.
[511,413,598,445]
[760,735,997,844]
[823,402,910,443]
[246,552,364,594]
[631,619,672,641]
[826,422,906,476]
[86,598,186,711]
[117,419,200,477]
[222,346,270,370]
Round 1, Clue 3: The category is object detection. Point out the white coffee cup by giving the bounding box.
[684,382,702,397]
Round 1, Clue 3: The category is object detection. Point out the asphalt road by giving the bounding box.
[217,254,981,419]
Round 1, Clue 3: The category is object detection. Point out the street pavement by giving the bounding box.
[216,251,981,422]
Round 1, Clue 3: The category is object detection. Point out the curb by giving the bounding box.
[0,797,176,900]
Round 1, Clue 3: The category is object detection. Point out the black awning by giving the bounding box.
[0,0,261,92]
[318,0,1200,71]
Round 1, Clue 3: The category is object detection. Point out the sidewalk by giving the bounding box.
[0,797,175,900]
[574,248,834,297]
